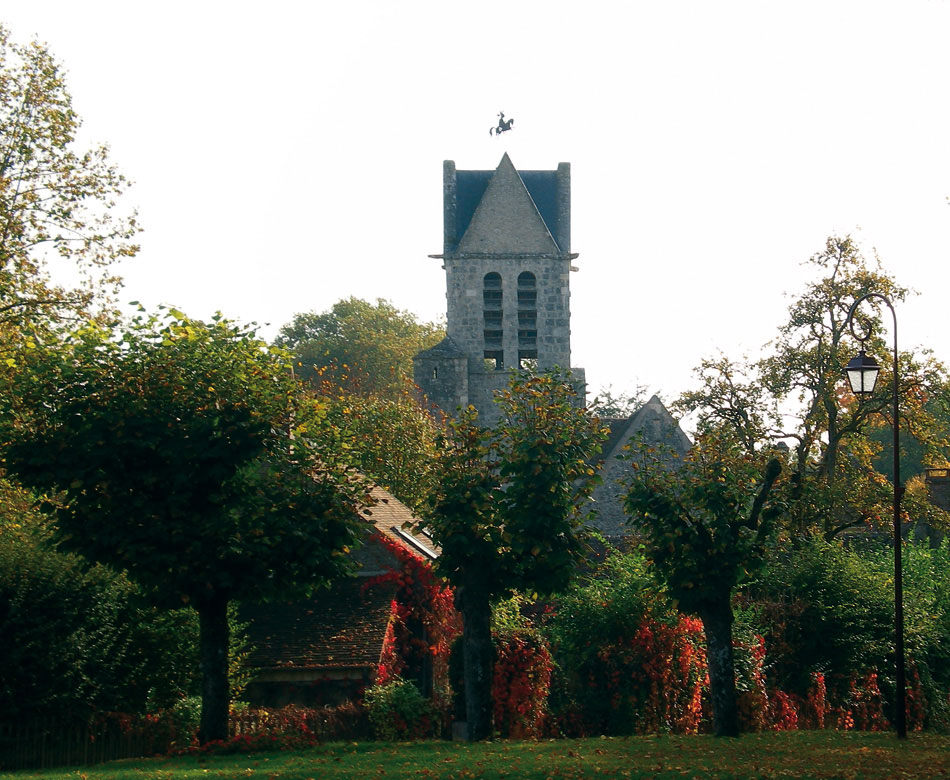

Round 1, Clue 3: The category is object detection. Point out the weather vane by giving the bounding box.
[489,111,514,136]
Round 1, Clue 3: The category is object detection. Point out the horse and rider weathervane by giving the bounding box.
[490,111,514,136]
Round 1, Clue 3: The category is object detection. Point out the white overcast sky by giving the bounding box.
[6,1,950,404]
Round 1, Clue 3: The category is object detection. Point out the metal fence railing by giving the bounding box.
[0,716,174,772]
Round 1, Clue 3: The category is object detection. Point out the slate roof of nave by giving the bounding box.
[451,154,564,255]
[601,395,693,461]
[413,335,466,360]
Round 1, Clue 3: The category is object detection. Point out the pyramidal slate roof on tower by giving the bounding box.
[455,153,562,256]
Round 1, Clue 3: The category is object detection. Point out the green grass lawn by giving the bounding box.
[3,732,949,780]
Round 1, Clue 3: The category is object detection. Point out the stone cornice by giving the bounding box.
[429,252,579,261]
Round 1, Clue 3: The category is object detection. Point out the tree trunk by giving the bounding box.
[700,597,739,738]
[458,584,494,741]
[197,594,230,744]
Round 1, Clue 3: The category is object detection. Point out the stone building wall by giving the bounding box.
[415,154,584,426]
[412,341,468,417]
[443,256,573,369]
[589,396,693,540]
[922,468,950,546]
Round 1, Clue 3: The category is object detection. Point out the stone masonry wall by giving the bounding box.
[444,255,573,370]
[420,157,584,427]
[413,353,468,417]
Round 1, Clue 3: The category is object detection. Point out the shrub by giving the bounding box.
[751,538,950,730]
[0,499,256,724]
[896,541,950,730]
[492,627,552,738]
[166,696,202,743]
[733,621,768,733]
[370,535,460,700]
[752,537,950,731]
[364,678,437,741]
[545,550,706,736]
[753,538,893,700]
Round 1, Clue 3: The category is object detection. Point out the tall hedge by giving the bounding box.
[752,537,950,730]
[0,512,200,720]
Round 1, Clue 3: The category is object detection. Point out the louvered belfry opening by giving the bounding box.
[483,272,504,370]
[517,271,538,369]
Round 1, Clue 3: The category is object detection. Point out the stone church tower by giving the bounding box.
[414,154,585,426]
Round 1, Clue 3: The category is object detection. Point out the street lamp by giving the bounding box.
[843,293,906,740]
[845,349,882,396]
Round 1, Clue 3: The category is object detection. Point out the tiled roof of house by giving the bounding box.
[243,577,398,671]
[242,484,437,674]
[362,484,438,560]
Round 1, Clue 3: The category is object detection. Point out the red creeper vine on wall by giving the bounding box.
[366,534,461,699]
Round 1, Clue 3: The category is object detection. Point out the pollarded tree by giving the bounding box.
[420,370,606,741]
[277,297,444,396]
[3,309,367,743]
[624,432,782,737]
[0,24,139,333]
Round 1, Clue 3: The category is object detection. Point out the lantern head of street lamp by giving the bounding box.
[845,349,881,396]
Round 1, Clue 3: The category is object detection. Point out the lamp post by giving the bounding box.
[844,293,906,740]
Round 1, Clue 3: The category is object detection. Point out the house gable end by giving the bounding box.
[589,396,692,541]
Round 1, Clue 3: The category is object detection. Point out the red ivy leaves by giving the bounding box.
[366,534,461,693]
[492,630,553,739]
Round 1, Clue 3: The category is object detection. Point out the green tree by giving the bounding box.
[589,383,649,419]
[420,370,606,740]
[320,388,441,513]
[673,354,778,454]
[0,25,139,334]
[676,236,950,539]
[277,297,443,396]
[3,310,367,743]
[759,236,907,537]
[624,433,782,737]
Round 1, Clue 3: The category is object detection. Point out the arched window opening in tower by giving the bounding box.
[517,271,538,369]
[483,272,504,370]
